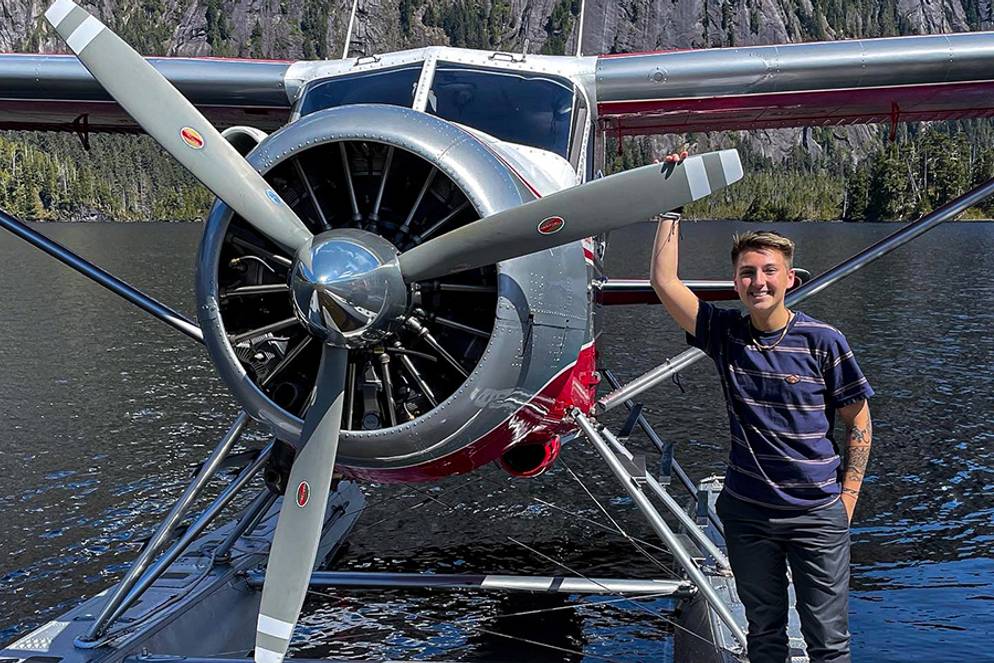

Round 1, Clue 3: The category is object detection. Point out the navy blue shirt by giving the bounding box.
[688,301,874,511]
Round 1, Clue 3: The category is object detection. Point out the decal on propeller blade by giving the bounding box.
[180,127,204,150]
[266,190,283,206]
[537,216,565,235]
[295,481,310,508]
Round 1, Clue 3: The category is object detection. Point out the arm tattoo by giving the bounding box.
[850,420,871,444]
[844,445,871,482]
[844,419,873,486]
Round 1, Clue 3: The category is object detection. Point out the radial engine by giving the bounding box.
[198,105,596,483]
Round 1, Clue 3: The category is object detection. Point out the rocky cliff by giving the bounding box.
[4,0,989,61]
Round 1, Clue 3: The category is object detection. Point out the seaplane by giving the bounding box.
[3,1,994,660]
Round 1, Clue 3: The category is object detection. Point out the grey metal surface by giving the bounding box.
[600,428,729,571]
[46,0,313,254]
[197,104,590,472]
[0,208,204,343]
[573,410,748,651]
[221,125,270,156]
[599,278,735,293]
[674,587,746,663]
[255,346,347,663]
[0,53,292,132]
[289,230,407,348]
[82,412,250,642]
[214,489,278,560]
[397,150,743,283]
[596,32,994,102]
[0,54,291,106]
[595,173,994,414]
[1,482,364,663]
[601,369,724,536]
[98,443,274,635]
[245,570,695,596]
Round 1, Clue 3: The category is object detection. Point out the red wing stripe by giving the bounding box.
[598,80,994,135]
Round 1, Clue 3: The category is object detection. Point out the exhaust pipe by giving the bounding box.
[498,434,561,478]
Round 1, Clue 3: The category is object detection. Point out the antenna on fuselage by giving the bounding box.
[575,0,586,56]
[343,0,359,58]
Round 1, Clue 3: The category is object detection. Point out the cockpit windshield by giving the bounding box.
[297,64,422,118]
[296,60,576,158]
[427,63,574,158]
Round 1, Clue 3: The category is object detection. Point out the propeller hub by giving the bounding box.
[290,229,407,348]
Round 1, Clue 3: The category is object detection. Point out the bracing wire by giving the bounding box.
[342,0,360,59]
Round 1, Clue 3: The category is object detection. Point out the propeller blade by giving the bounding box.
[254,344,348,663]
[397,150,743,283]
[44,0,312,254]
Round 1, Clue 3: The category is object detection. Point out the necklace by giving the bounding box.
[751,310,794,351]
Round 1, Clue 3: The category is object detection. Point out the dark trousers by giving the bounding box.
[716,491,852,663]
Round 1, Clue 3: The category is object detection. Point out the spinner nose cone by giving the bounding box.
[290,229,407,347]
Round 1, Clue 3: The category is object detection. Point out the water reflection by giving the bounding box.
[1,221,992,661]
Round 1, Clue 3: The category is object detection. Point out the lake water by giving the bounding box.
[1,221,991,661]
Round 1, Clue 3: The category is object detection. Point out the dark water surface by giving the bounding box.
[1,221,992,661]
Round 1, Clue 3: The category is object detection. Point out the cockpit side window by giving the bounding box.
[427,63,574,157]
[297,64,423,117]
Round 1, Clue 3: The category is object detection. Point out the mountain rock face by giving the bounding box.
[6,0,989,59]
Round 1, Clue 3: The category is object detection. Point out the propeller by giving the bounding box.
[397,150,743,282]
[46,3,745,659]
[254,344,347,663]
[44,0,312,254]
[44,5,342,661]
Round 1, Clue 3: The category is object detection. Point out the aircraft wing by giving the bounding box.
[0,54,295,133]
[595,32,994,136]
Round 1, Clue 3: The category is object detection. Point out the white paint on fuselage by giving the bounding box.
[457,124,576,196]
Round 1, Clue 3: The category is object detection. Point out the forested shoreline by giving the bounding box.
[5,118,994,224]
[607,121,994,223]
[0,132,211,223]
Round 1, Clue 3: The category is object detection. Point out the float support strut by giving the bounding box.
[573,409,747,651]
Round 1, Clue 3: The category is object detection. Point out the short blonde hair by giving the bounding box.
[731,230,795,268]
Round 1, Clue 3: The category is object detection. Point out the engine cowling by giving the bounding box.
[196,105,592,481]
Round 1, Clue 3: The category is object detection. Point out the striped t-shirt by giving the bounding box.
[688,301,874,511]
